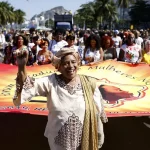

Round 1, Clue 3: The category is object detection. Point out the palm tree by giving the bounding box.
[117,0,135,21]
[0,1,14,25]
[129,0,150,28]
[14,9,26,29]
[0,1,25,28]
[75,2,96,28]
[74,0,118,29]
[95,0,118,29]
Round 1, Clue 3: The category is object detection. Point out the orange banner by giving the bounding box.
[0,60,150,117]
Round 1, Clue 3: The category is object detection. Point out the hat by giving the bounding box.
[114,30,119,34]
[52,47,80,69]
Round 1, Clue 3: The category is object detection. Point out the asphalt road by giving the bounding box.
[0,113,149,150]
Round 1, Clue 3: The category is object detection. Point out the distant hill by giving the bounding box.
[30,6,70,20]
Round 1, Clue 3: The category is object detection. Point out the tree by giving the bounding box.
[14,9,26,28]
[95,0,118,29]
[117,0,135,21]
[0,1,14,25]
[74,2,96,29]
[74,0,118,29]
[0,1,25,27]
[129,0,150,28]
[45,19,54,28]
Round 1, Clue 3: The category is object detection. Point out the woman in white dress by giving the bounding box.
[83,34,103,64]
[13,47,107,150]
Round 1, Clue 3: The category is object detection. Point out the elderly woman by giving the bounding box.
[13,47,107,150]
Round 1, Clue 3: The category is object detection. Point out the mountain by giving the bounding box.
[30,6,70,21]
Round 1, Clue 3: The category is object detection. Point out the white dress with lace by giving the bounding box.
[13,73,103,150]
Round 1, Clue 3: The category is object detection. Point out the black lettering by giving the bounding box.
[98,66,105,70]
[34,108,47,111]
[33,74,38,77]
[107,66,116,71]
[88,67,93,70]
[106,65,111,70]
[115,71,121,74]
[39,71,45,76]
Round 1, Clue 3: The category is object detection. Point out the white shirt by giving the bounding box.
[51,40,68,55]
[0,33,6,49]
[112,36,122,46]
[135,37,143,49]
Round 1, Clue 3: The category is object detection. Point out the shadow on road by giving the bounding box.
[0,113,149,150]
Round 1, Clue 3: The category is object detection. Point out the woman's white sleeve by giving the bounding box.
[13,76,51,106]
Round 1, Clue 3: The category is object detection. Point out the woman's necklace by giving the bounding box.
[56,75,82,95]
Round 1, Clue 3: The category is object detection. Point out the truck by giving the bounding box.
[54,14,73,31]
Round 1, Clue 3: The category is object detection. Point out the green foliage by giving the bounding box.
[74,0,118,29]
[129,0,150,24]
[45,19,54,28]
[0,1,26,26]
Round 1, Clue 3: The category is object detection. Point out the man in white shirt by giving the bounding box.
[49,29,68,55]
[112,30,122,58]
[112,30,122,48]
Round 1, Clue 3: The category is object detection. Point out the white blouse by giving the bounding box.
[13,74,103,150]
[85,48,101,64]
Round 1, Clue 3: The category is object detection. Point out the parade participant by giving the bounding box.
[142,40,150,64]
[49,29,68,55]
[0,30,6,56]
[12,34,33,66]
[119,32,142,64]
[13,46,107,150]
[101,35,117,60]
[83,34,103,64]
[36,38,51,65]
[112,30,122,48]
[3,43,13,64]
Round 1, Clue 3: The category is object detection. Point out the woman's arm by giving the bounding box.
[118,49,125,61]
[137,50,143,63]
[83,47,87,61]
[99,47,104,61]
[113,48,118,60]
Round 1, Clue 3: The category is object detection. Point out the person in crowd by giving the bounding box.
[3,43,13,64]
[83,34,103,64]
[45,31,52,41]
[112,30,122,48]
[101,35,117,60]
[142,40,150,64]
[36,38,52,65]
[0,30,6,56]
[65,33,76,47]
[12,34,33,66]
[134,30,143,49]
[118,32,142,64]
[143,30,150,49]
[13,46,107,150]
[76,31,85,60]
[30,35,41,63]
[49,29,68,55]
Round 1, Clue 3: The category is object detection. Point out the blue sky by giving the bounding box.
[3,0,92,20]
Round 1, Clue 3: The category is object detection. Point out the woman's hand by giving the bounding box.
[13,48,29,68]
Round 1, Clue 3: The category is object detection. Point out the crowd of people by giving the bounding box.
[0,28,150,66]
[0,27,149,150]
